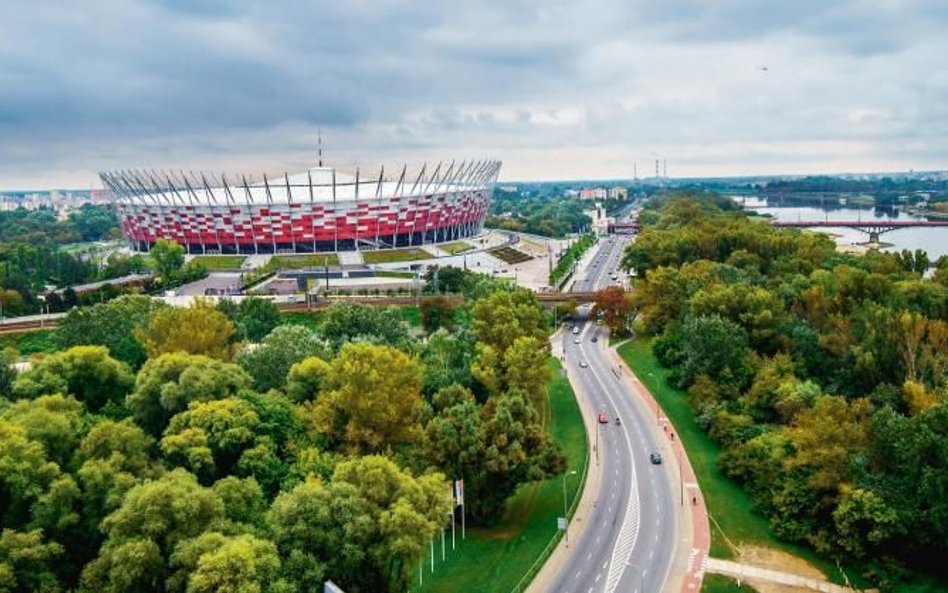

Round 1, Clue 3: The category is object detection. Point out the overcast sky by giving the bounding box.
[2,0,947,189]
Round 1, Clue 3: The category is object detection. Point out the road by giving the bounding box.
[547,234,677,593]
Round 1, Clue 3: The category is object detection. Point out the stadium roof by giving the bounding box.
[101,160,501,207]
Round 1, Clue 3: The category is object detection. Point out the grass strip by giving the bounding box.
[440,241,474,255]
[190,255,247,269]
[362,248,432,264]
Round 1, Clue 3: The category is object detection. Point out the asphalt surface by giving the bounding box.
[548,234,677,593]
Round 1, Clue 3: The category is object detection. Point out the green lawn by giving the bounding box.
[362,248,433,264]
[267,254,339,270]
[701,574,756,593]
[416,358,587,593]
[617,339,865,586]
[0,329,59,357]
[190,255,247,269]
[440,241,474,255]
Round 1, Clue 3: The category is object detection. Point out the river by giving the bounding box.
[736,196,948,262]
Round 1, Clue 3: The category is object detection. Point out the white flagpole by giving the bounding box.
[441,528,445,561]
[430,536,434,573]
[451,507,456,550]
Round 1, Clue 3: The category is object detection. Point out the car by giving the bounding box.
[650,452,663,465]
[591,335,598,343]
[615,417,621,425]
[579,360,588,368]
[598,413,609,424]
[574,337,581,344]
[572,327,580,335]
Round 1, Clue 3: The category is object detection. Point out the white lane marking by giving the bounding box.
[575,571,582,580]
[595,574,601,583]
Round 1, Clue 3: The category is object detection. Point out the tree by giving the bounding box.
[473,389,564,521]
[150,238,185,281]
[217,298,281,343]
[1,395,84,467]
[419,297,455,334]
[81,469,224,593]
[284,356,332,403]
[318,304,413,352]
[0,529,63,593]
[420,329,476,398]
[470,289,546,359]
[11,346,134,413]
[160,398,263,483]
[235,325,328,392]
[0,350,16,398]
[675,314,753,390]
[0,419,60,529]
[310,343,424,455]
[135,301,236,360]
[56,295,167,368]
[591,286,634,336]
[174,534,285,593]
[268,456,452,593]
[128,353,252,436]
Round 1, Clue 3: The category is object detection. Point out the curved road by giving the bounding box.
[548,234,677,593]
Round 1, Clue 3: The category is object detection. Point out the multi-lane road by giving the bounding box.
[548,234,677,593]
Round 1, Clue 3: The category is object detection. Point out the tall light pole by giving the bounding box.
[562,470,578,547]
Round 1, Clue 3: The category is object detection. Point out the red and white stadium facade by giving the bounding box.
[100,160,501,254]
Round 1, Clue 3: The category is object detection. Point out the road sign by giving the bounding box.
[557,517,567,530]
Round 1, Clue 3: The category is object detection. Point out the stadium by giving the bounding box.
[100,159,501,254]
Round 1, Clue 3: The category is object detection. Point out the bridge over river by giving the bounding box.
[772,219,948,242]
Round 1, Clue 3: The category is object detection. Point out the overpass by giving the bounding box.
[772,219,948,242]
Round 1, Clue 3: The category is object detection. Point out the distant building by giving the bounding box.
[579,187,608,200]
[608,187,628,200]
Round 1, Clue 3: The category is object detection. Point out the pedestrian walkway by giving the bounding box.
[703,558,861,593]
[338,251,363,266]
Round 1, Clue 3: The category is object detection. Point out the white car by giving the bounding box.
[579,360,588,368]
[574,337,581,344]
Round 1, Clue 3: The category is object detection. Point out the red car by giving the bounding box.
[598,413,609,424]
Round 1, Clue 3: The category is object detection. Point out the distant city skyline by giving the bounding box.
[3,1,948,189]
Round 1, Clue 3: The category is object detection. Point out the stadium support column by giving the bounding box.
[374,166,384,249]
[241,175,259,255]
[285,173,297,253]
[332,169,338,253]
[263,174,277,254]
[354,167,361,251]
[221,174,240,255]
[308,170,316,253]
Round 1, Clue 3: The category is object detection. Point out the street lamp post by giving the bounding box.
[562,470,578,547]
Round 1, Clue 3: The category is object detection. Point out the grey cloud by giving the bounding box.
[2,0,948,186]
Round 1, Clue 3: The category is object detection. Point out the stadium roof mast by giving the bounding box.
[317,128,324,168]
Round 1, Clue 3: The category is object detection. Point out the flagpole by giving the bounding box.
[441,528,445,561]
[451,507,456,550]
[430,536,434,573]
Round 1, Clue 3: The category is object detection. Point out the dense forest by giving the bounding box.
[0,205,127,315]
[0,271,563,593]
[0,203,206,317]
[624,194,948,589]
[486,189,595,237]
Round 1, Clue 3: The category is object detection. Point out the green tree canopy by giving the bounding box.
[12,346,134,413]
[128,353,252,436]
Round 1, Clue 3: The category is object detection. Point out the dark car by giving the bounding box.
[591,335,598,343]
[649,452,662,464]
